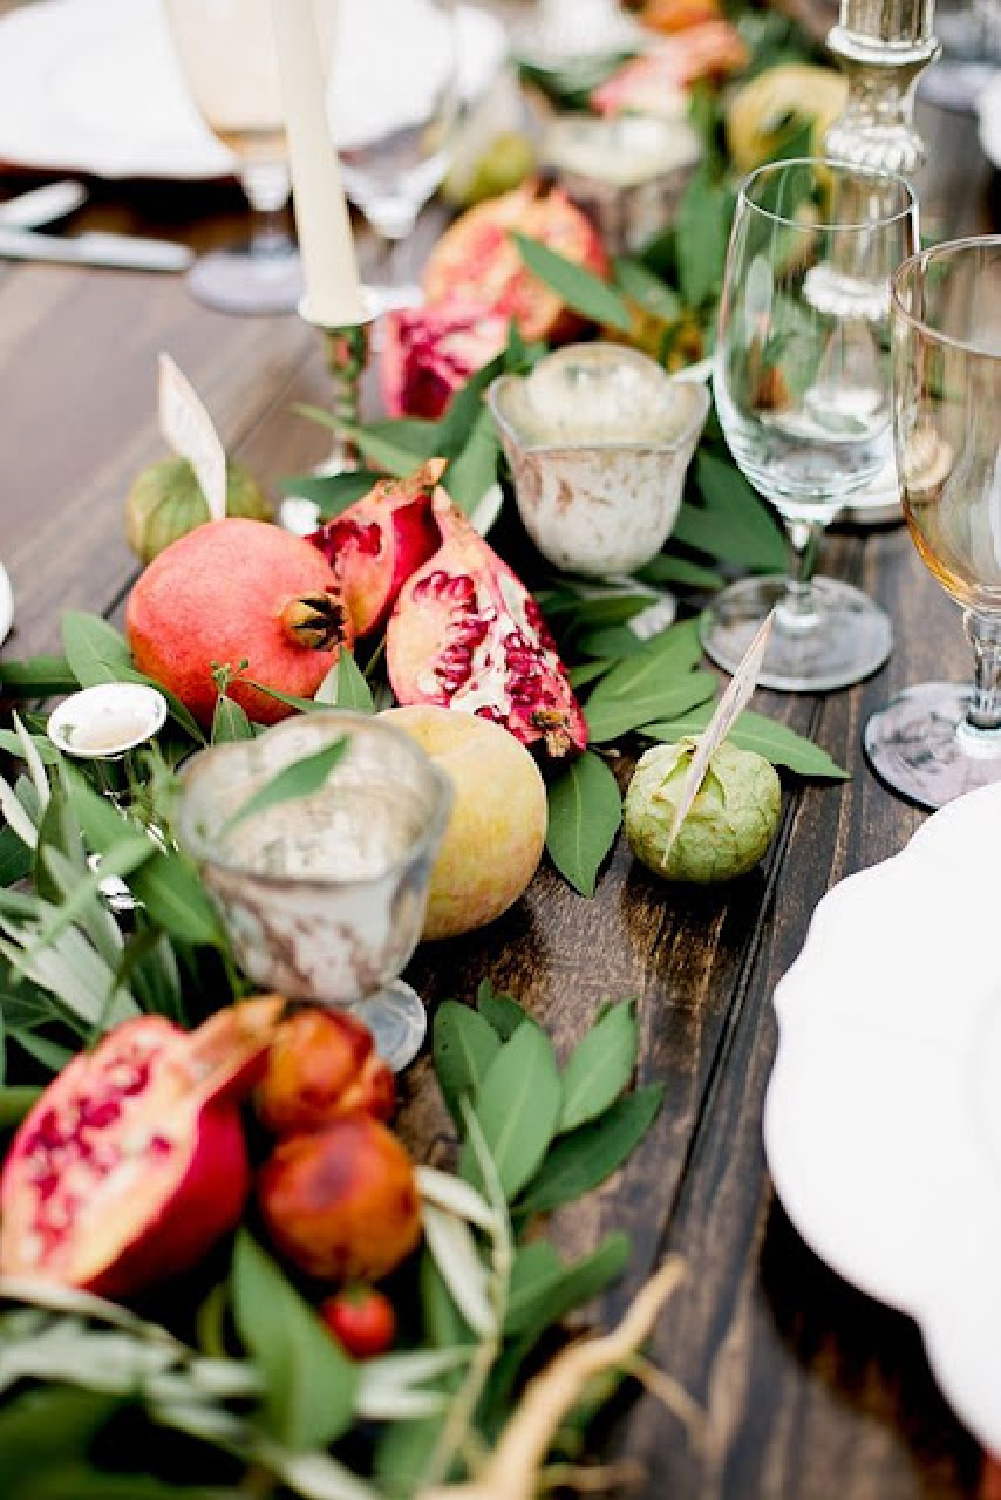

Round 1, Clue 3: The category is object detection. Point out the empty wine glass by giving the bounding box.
[176,711,453,1071]
[164,0,331,315]
[702,158,919,691]
[865,236,1001,809]
[329,0,460,308]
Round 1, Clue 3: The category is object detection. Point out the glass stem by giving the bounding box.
[779,518,822,628]
[963,610,1001,732]
[240,163,293,259]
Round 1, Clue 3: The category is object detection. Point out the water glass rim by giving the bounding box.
[737,156,917,233]
[891,233,1001,358]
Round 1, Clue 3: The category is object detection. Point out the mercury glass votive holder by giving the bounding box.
[175,710,453,1071]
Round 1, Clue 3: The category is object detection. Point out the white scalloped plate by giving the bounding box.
[0,564,12,648]
[764,781,1001,1452]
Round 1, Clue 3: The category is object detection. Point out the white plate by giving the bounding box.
[0,563,11,647]
[0,0,506,181]
[978,71,1001,166]
[764,781,1001,1451]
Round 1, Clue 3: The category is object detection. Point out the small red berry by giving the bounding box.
[320,1286,396,1360]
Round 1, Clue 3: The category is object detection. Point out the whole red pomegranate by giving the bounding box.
[258,1115,422,1282]
[422,183,609,343]
[126,518,353,729]
[257,1007,395,1136]
[0,998,283,1297]
[308,461,445,638]
[386,492,587,759]
[380,301,508,420]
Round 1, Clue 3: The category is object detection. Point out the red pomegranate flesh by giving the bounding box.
[386,490,588,759]
[380,301,509,420]
[0,998,282,1298]
[309,460,446,637]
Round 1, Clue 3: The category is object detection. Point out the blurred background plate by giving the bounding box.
[0,564,12,648]
[0,0,507,181]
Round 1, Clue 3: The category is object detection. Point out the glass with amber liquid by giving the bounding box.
[865,236,1001,808]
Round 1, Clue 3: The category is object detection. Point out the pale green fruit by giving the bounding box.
[126,456,272,566]
[442,130,534,209]
[624,739,781,884]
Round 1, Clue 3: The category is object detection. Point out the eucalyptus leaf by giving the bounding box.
[60,613,131,689]
[643,704,849,779]
[567,659,615,691]
[421,1204,494,1338]
[8,1031,75,1074]
[464,1022,561,1200]
[416,1167,497,1233]
[558,1002,638,1133]
[224,737,348,834]
[316,654,375,712]
[511,233,632,332]
[676,173,733,310]
[518,1084,665,1213]
[433,1001,501,1124]
[0,656,77,698]
[296,408,422,478]
[242,680,327,716]
[503,1232,631,1341]
[545,751,621,898]
[584,618,702,706]
[475,980,530,1040]
[278,469,379,510]
[678,450,786,571]
[612,257,682,323]
[0,1387,120,1489]
[0,827,33,887]
[211,694,254,744]
[231,1231,358,1451]
[444,408,500,515]
[0,1085,41,1130]
[584,671,717,744]
[635,554,724,591]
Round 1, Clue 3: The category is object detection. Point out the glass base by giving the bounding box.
[864,681,1001,811]
[700,574,892,692]
[185,243,303,315]
[350,979,427,1072]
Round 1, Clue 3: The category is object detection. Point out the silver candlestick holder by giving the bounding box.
[824,0,941,176]
[823,0,940,528]
[279,296,378,536]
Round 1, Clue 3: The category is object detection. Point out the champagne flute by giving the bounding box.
[702,158,919,691]
[865,236,1001,808]
[164,0,329,315]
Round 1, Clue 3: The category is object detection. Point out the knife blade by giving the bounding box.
[0,226,194,273]
[0,180,88,231]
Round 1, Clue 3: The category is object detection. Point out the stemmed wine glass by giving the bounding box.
[865,237,1001,809]
[163,0,330,315]
[329,0,460,309]
[702,158,919,692]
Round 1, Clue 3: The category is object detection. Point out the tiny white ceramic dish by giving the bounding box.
[0,563,12,647]
[764,780,1001,1451]
[47,682,167,759]
[488,344,709,578]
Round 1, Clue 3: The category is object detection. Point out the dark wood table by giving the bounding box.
[1,14,999,1494]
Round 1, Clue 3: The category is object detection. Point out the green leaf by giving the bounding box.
[465,1023,561,1200]
[9,1031,75,1074]
[434,354,507,458]
[210,694,254,744]
[316,653,375,712]
[676,173,733,310]
[567,659,615,691]
[635,554,724,591]
[558,1002,638,1134]
[231,1230,358,1449]
[545,752,621,898]
[643,704,849,779]
[444,408,500,515]
[612,257,682,323]
[241,680,326,716]
[684,450,786,572]
[518,1084,664,1213]
[0,827,33,888]
[0,1085,42,1130]
[584,671,717,744]
[433,1001,501,1124]
[224,737,348,834]
[511,233,632,332]
[0,1388,119,1487]
[503,1233,631,1340]
[295,408,426,478]
[278,468,379,509]
[66,773,221,948]
[60,613,131,689]
[585,618,703,707]
[475,980,530,1041]
[0,656,77,698]
[0,730,60,764]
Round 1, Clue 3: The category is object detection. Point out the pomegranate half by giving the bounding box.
[0,998,282,1297]
[386,490,588,759]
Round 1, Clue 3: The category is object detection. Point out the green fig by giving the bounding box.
[624,739,781,884]
[125,456,272,566]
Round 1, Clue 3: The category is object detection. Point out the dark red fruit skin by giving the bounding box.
[309,461,446,637]
[320,1286,397,1359]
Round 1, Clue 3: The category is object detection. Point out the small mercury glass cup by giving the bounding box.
[175,710,453,1070]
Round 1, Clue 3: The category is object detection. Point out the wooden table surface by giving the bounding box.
[1,5,1000,1494]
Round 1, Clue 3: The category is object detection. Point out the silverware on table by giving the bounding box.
[0,179,88,230]
[0,226,193,272]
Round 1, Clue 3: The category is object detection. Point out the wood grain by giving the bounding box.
[0,16,998,1495]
